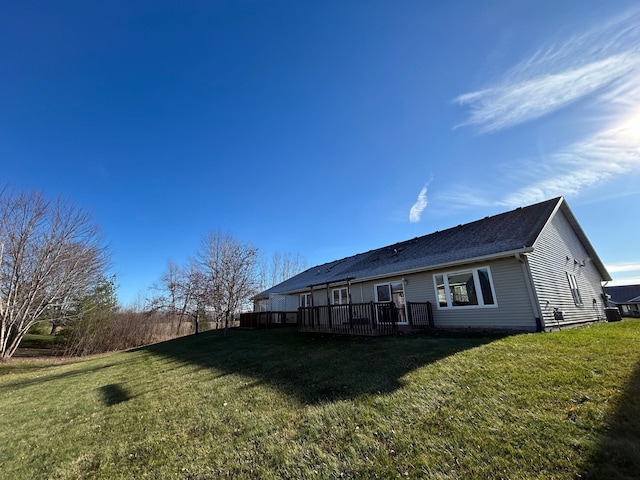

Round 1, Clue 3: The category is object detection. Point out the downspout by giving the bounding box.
[602,281,609,306]
[601,280,610,320]
[516,253,544,332]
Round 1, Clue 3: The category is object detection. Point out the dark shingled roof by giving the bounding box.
[604,285,640,304]
[256,197,608,298]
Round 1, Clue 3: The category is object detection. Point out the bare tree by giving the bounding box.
[0,188,110,359]
[257,250,308,291]
[197,231,259,330]
[152,258,207,334]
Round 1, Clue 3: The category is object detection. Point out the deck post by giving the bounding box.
[391,302,398,333]
[370,302,376,330]
[407,301,414,327]
[347,280,353,328]
[310,285,315,328]
[326,283,332,329]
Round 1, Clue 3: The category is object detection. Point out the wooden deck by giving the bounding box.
[297,302,433,336]
[241,302,433,335]
[238,311,296,329]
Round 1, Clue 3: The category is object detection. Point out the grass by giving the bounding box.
[1,320,639,479]
[17,333,66,350]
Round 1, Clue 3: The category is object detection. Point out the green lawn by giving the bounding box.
[1,320,639,479]
[16,332,66,351]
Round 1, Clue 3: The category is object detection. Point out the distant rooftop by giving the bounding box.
[604,284,640,304]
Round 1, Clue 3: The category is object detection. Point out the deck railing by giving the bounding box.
[239,311,295,328]
[407,301,434,328]
[297,301,433,335]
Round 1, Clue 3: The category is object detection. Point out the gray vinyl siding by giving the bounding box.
[284,295,300,311]
[528,209,606,329]
[427,258,537,331]
[310,289,327,306]
[352,283,365,303]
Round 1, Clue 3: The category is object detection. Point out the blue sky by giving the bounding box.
[2,0,640,306]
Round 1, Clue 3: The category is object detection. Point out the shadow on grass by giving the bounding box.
[98,383,130,406]
[143,327,505,405]
[579,360,640,480]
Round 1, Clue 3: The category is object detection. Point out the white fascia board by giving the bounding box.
[350,247,535,285]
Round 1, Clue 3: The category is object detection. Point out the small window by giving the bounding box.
[567,273,583,306]
[433,267,497,309]
[376,284,391,302]
[300,293,312,308]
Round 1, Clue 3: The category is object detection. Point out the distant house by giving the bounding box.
[604,284,640,317]
[253,197,611,334]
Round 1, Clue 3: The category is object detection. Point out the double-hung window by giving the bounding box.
[300,293,312,308]
[434,267,497,309]
[332,287,349,305]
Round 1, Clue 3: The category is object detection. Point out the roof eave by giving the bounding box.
[352,247,536,285]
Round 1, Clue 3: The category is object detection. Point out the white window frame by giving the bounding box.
[300,293,312,308]
[566,272,583,306]
[433,266,498,309]
[374,280,408,324]
[331,287,349,305]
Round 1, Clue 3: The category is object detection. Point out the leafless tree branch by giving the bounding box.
[0,188,110,359]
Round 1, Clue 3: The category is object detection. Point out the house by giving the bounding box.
[604,284,640,317]
[252,197,611,334]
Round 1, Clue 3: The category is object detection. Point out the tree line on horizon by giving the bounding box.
[0,186,307,360]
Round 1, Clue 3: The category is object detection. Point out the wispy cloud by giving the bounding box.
[606,262,640,273]
[455,9,640,134]
[409,184,429,222]
[606,277,640,286]
[446,8,640,210]
[499,111,640,206]
[456,54,638,133]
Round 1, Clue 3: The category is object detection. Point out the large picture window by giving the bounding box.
[433,267,497,309]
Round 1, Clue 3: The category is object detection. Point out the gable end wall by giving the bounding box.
[528,209,606,329]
